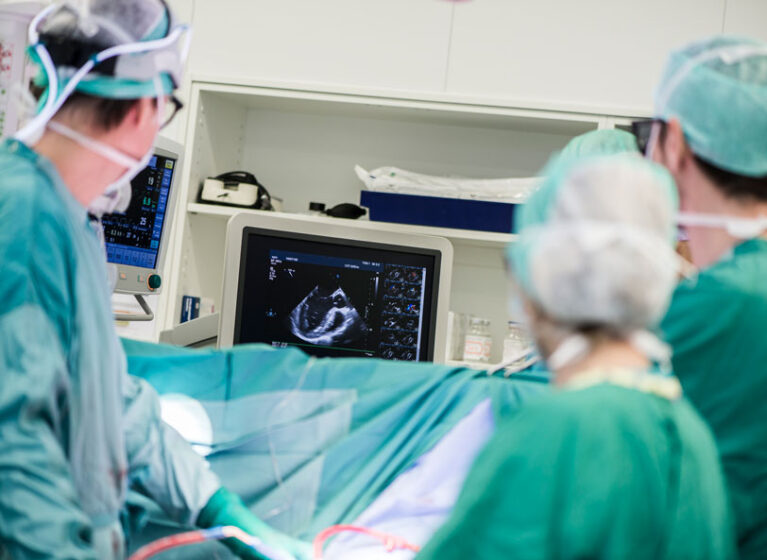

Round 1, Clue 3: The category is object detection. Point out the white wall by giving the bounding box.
[723,0,767,41]
[12,0,765,122]
[162,0,195,144]
[445,0,725,115]
[189,0,454,93]
[179,0,767,117]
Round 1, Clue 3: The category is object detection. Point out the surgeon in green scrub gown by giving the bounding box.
[647,37,767,559]
[0,2,309,559]
[417,155,735,559]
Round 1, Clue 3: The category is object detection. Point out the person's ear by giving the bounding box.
[109,99,145,134]
[523,298,540,326]
[662,118,692,176]
[134,97,159,128]
[522,301,566,361]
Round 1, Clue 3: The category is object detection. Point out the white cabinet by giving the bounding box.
[183,0,767,117]
[724,0,767,41]
[161,0,195,143]
[445,0,725,116]
[163,80,606,359]
[188,0,453,93]
[152,0,767,349]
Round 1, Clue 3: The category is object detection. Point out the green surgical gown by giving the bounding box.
[417,383,734,560]
[662,239,767,559]
[0,139,221,559]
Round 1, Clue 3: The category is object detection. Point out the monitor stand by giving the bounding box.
[159,313,219,348]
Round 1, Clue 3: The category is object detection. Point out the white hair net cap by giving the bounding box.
[28,0,187,102]
[508,154,680,330]
[41,0,169,47]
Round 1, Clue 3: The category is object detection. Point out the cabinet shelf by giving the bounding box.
[187,202,515,248]
[165,80,619,360]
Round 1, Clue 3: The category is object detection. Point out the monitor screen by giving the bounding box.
[103,154,176,270]
[234,228,441,361]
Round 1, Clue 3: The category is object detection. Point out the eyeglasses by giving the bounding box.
[630,118,665,156]
[160,95,184,130]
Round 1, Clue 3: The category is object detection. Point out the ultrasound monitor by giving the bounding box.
[101,136,183,295]
[220,213,453,362]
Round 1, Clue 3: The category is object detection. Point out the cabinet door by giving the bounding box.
[723,0,767,41]
[446,0,725,115]
[189,0,452,92]
[163,0,195,143]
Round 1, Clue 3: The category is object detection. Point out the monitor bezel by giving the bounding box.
[219,212,453,363]
[110,136,183,295]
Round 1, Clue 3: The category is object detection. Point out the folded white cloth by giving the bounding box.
[356,165,540,203]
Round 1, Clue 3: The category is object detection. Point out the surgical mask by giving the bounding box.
[677,211,767,239]
[48,87,166,216]
[547,329,671,374]
[88,182,133,217]
[47,119,154,215]
[547,332,591,372]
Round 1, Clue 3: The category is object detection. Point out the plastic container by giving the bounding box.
[361,190,518,233]
[462,317,492,363]
[502,321,532,366]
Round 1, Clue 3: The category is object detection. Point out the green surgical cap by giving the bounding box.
[655,35,767,177]
[515,130,641,232]
[507,154,680,329]
[559,129,639,160]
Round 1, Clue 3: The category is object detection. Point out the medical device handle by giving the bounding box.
[114,293,155,322]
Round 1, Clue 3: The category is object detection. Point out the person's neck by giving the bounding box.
[683,172,767,267]
[553,338,650,388]
[32,124,121,208]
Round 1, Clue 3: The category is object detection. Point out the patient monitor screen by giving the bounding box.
[235,230,440,361]
[102,154,176,269]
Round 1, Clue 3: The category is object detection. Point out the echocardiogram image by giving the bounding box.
[234,232,437,361]
[289,286,368,346]
[260,255,380,356]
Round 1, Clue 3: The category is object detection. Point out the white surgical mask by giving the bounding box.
[49,84,165,217]
[47,119,154,216]
[546,329,671,374]
[677,211,767,240]
[88,181,133,217]
[547,333,591,372]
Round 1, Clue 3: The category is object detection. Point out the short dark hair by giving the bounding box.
[692,155,767,203]
[658,122,767,202]
[32,85,139,131]
[59,93,140,131]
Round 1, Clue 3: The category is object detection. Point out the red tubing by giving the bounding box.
[129,531,208,560]
[313,524,421,560]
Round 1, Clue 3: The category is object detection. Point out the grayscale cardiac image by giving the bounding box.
[289,286,368,346]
